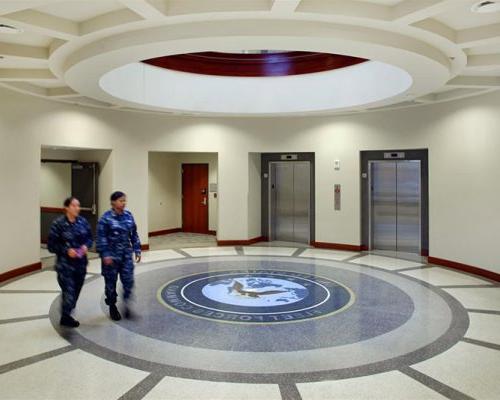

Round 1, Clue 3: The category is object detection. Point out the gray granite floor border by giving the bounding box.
[466,308,500,315]
[279,383,303,400]
[0,314,50,325]
[118,371,165,400]
[462,337,500,351]
[399,366,475,400]
[0,345,75,375]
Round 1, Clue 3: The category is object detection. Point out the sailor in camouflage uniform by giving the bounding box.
[96,191,141,320]
[48,197,93,328]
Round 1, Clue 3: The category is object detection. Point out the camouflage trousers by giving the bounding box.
[56,263,87,317]
[101,255,134,305]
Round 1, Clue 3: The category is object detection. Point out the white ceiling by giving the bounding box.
[33,1,125,22]
[0,0,499,115]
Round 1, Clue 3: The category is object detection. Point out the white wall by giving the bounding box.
[148,152,218,233]
[40,162,71,207]
[1,87,499,274]
[248,153,262,238]
[148,152,181,232]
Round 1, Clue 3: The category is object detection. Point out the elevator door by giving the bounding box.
[370,160,421,254]
[270,162,310,243]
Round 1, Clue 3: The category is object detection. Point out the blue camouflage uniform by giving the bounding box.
[96,209,141,305]
[48,215,93,317]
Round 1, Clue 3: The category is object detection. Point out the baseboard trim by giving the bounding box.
[311,241,363,252]
[0,262,42,284]
[217,236,266,246]
[148,228,182,237]
[428,256,500,282]
[208,230,217,236]
[141,244,150,251]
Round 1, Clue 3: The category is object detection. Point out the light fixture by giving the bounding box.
[0,23,23,34]
[471,1,500,13]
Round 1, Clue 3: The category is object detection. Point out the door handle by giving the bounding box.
[201,197,207,206]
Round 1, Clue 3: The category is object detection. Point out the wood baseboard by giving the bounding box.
[0,262,42,284]
[140,244,150,251]
[428,256,500,282]
[217,236,266,246]
[148,228,182,237]
[311,241,363,252]
[40,207,64,213]
[208,230,217,236]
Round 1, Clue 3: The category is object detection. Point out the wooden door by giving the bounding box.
[182,164,209,233]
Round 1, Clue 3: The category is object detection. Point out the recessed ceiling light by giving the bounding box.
[471,1,500,13]
[0,23,23,34]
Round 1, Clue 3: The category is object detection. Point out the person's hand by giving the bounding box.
[135,254,141,263]
[67,248,77,258]
[103,257,113,266]
[81,245,88,255]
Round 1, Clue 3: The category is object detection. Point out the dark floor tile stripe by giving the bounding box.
[0,289,60,293]
[118,372,165,400]
[466,308,500,315]
[0,314,49,325]
[291,248,307,257]
[174,249,192,258]
[399,366,475,400]
[462,337,500,351]
[279,383,302,400]
[438,284,498,289]
[0,345,74,375]
[395,265,431,272]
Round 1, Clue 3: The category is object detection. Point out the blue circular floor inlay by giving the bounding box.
[159,270,352,323]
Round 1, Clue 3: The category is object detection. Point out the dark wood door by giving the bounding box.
[182,164,209,233]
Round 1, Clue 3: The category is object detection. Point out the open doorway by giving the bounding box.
[40,147,112,259]
[148,152,218,249]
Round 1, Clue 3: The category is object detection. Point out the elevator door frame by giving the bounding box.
[368,160,422,254]
[261,153,315,244]
[269,161,311,243]
[361,149,429,256]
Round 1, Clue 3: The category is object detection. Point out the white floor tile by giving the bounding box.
[0,318,69,365]
[466,313,500,345]
[299,248,359,261]
[86,258,102,274]
[242,246,297,256]
[140,249,185,263]
[40,248,52,259]
[143,376,281,400]
[0,271,60,291]
[0,349,148,400]
[413,341,500,400]
[182,247,238,257]
[349,254,424,270]
[0,293,58,320]
[400,267,490,286]
[298,371,446,400]
[443,287,500,311]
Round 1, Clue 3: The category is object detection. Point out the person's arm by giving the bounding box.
[129,214,141,258]
[96,216,111,258]
[82,218,93,252]
[47,219,69,257]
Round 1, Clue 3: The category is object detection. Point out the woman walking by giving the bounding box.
[48,196,93,328]
[96,191,141,320]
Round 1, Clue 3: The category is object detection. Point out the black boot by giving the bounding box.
[124,305,134,320]
[109,304,121,321]
[60,314,80,328]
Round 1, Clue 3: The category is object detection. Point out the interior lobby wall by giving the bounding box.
[148,152,218,234]
[40,162,71,208]
[1,88,499,274]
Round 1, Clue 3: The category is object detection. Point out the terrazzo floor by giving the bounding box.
[2,240,498,400]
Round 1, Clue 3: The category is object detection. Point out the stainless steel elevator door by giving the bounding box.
[270,162,311,243]
[369,160,421,254]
